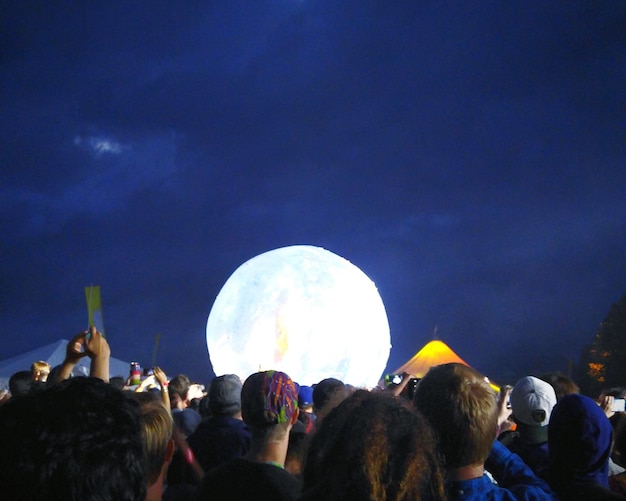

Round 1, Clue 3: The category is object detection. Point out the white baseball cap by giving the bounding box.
[510,376,557,427]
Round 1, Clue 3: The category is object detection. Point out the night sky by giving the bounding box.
[2,1,625,386]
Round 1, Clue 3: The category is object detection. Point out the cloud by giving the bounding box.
[2,129,183,241]
[73,135,124,157]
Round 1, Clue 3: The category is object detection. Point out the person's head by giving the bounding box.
[241,370,299,442]
[131,392,174,487]
[312,378,345,414]
[168,374,191,406]
[538,372,579,401]
[302,390,445,501]
[603,386,626,399]
[0,376,146,500]
[9,370,34,397]
[208,374,243,417]
[109,375,126,390]
[298,385,314,413]
[31,361,50,382]
[413,363,498,469]
[510,376,557,444]
[547,393,613,489]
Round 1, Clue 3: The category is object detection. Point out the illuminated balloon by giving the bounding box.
[206,245,391,387]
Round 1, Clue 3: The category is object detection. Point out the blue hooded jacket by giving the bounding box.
[546,393,622,500]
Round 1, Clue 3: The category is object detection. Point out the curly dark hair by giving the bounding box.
[301,389,446,501]
[0,376,146,501]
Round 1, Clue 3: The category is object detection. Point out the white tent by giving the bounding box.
[0,339,131,389]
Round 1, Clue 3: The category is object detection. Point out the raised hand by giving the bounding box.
[85,326,111,359]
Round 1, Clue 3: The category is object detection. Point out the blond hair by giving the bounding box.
[414,363,498,468]
[31,360,51,382]
[133,393,174,485]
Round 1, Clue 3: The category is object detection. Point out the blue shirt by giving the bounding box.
[445,441,557,500]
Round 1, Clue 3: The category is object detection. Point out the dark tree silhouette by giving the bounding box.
[577,293,626,396]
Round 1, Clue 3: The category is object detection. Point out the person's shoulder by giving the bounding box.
[227,417,251,436]
[447,473,552,501]
[498,430,520,448]
[173,408,202,436]
[232,460,300,489]
[198,460,300,501]
[197,459,246,496]
[204,457,246,475]
[213,415,250,429]
[228,415,250,430]
[252,464,302,500]
[447,475,493,498]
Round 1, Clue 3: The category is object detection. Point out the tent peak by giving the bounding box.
[389,338,470,380]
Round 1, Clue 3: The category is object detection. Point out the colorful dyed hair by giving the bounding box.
[241,370,298,429]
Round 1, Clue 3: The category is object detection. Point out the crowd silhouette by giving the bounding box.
[1,327,626,500]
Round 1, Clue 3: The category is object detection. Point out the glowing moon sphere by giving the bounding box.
[206,246,391,388]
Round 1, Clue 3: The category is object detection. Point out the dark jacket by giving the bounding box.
[545,393,623,500]
[187,415,251,472]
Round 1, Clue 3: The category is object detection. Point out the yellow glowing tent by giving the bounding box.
[387,339,500,391]
[391,339,469,378]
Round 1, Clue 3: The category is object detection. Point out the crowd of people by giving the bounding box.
[1,327,626,501]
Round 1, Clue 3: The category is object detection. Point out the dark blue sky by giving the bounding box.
[2,1,625,386]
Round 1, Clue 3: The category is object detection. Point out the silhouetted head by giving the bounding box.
[0,376,146,500]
